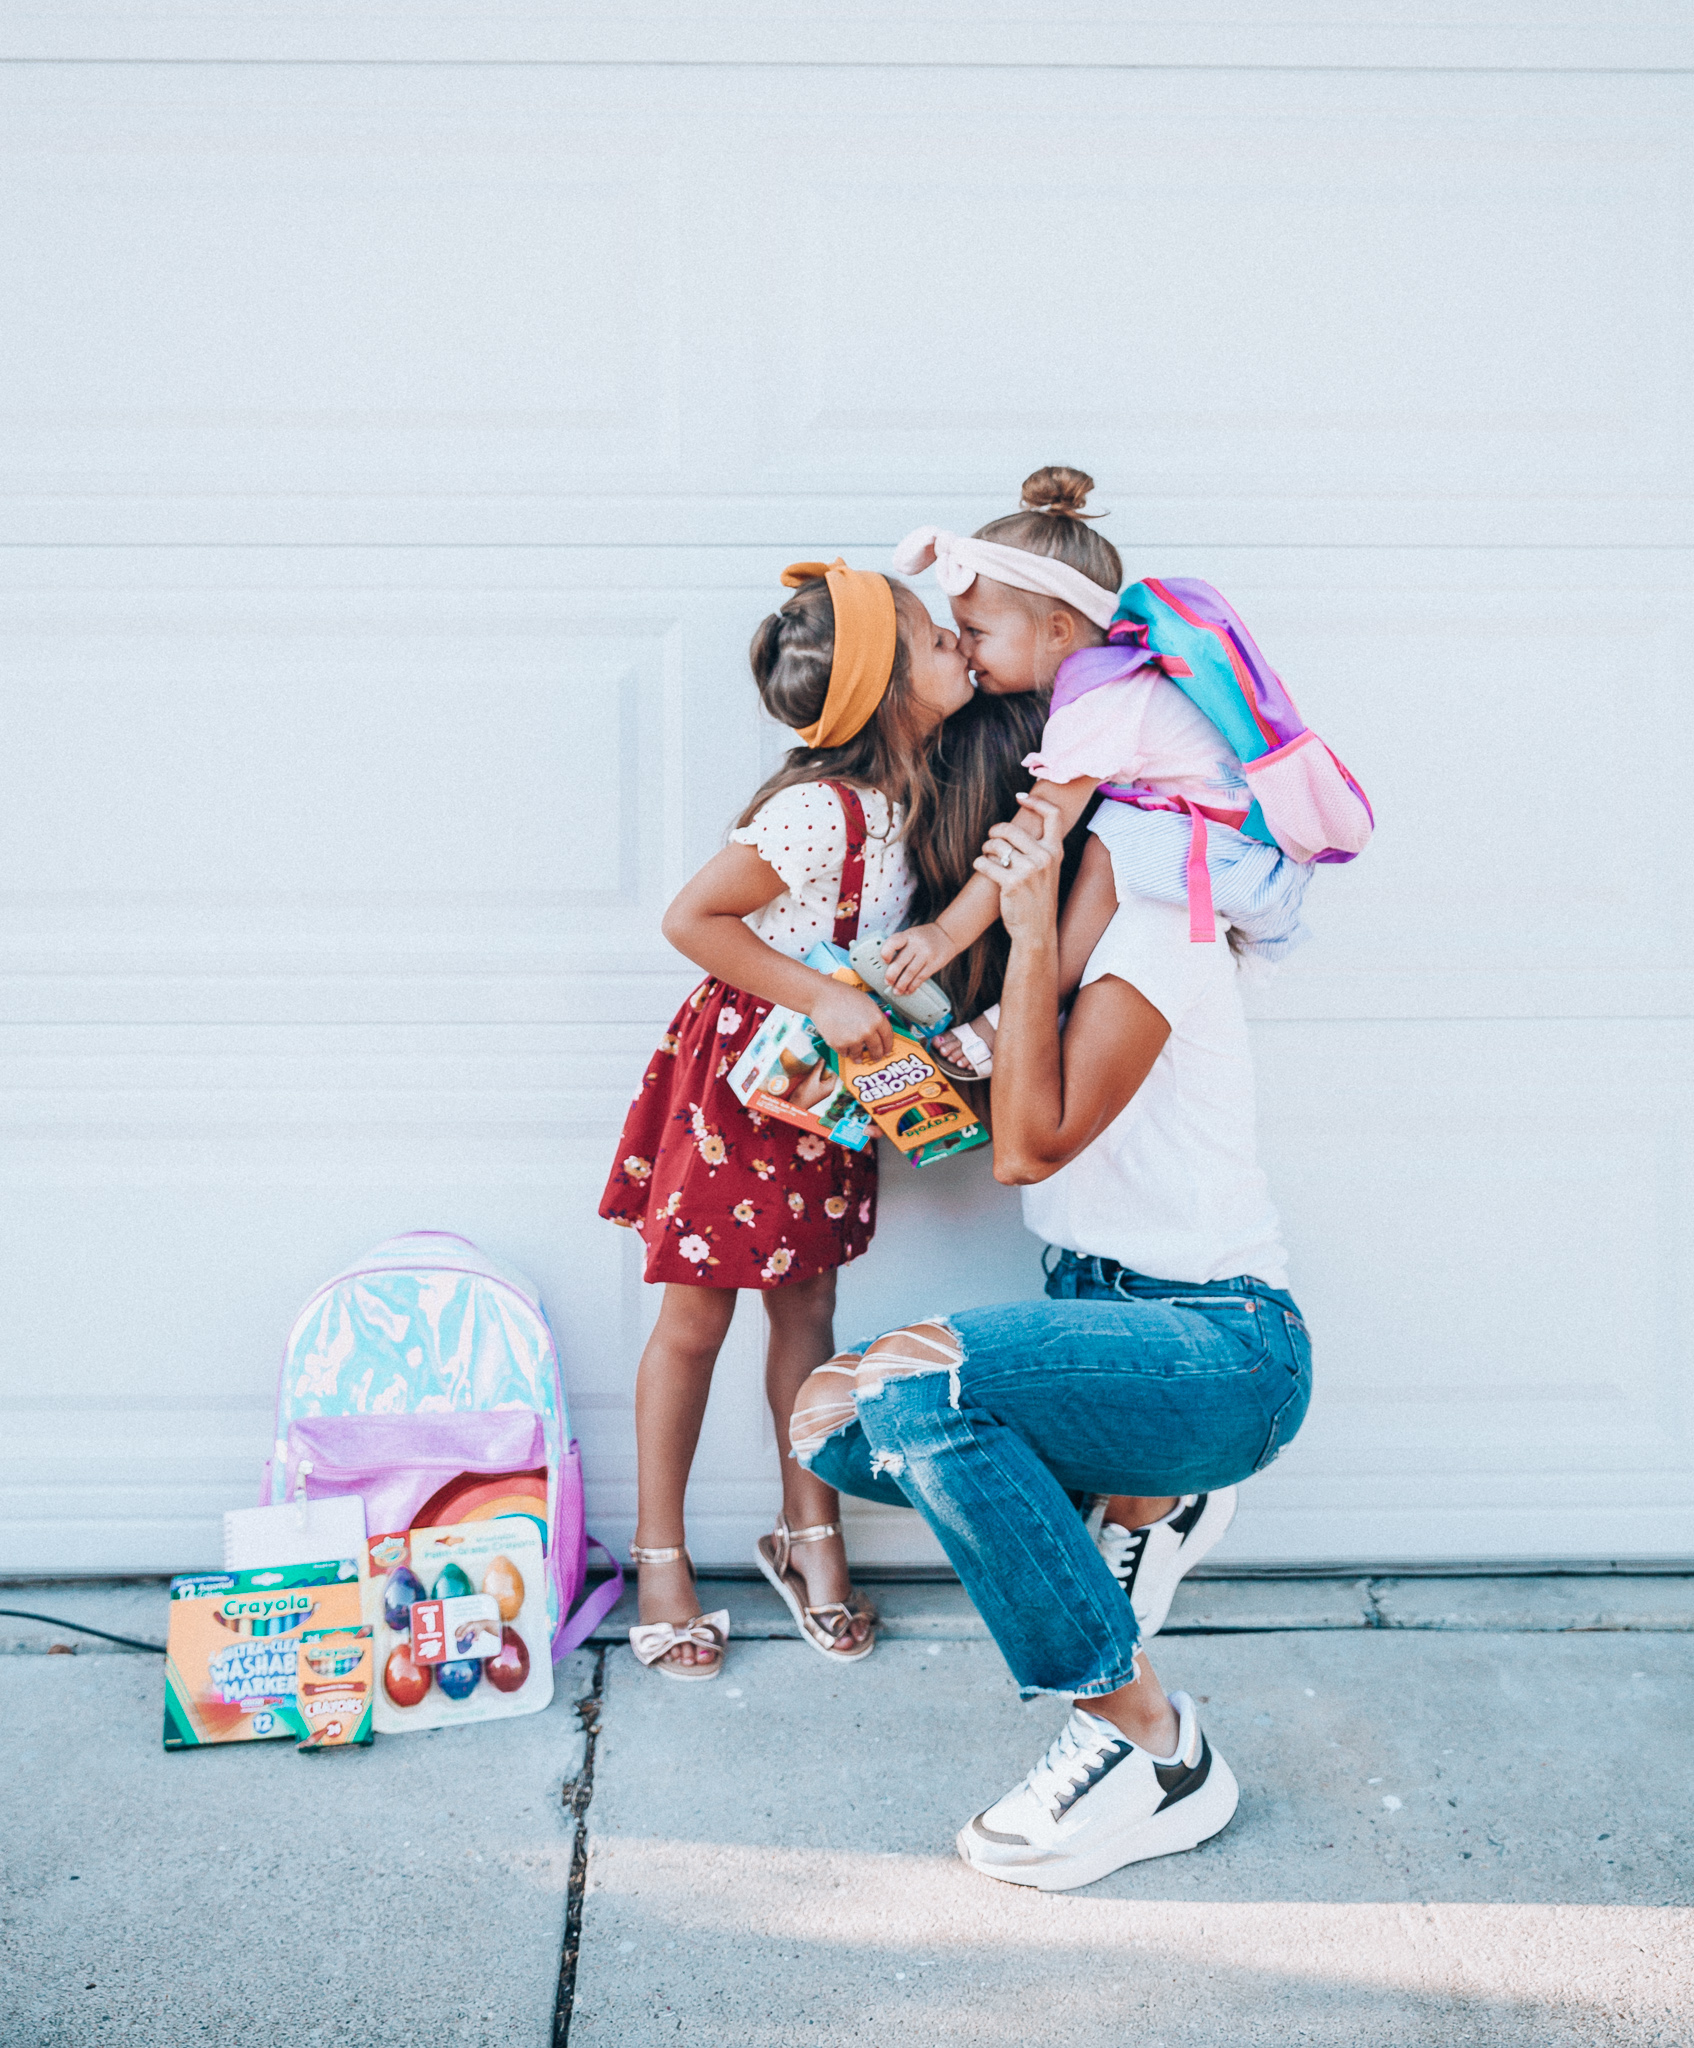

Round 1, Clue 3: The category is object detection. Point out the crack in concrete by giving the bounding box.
[551,1645,607,2047]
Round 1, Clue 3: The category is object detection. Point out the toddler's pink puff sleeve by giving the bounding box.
[1023,675,1158,787]
[727,781,847,896]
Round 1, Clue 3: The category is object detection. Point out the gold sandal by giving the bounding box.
[627,1543,728,1683]
[754,1515,878,1662]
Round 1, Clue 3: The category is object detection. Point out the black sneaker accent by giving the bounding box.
[1049,1733,1135,1820]
[1154,1734,1213,1813]
[1167,1494,1208,1542]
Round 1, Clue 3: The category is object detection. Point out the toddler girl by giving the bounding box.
[599,558,973,1681]
[881,466,1311,1076]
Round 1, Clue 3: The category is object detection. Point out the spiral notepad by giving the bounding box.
[222,1495,367,1572]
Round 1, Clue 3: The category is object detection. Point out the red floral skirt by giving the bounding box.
[599,976,878,1289]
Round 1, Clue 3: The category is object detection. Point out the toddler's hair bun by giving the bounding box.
[1020,465,1101,521]
[975,465,1121,597]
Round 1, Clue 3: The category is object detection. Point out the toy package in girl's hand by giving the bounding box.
[729,943,988,1168]
[727,999,876,1151]
[370,1516,553,1736]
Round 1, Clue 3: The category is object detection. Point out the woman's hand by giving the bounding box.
[809,981,895,1063]
[879,921,960,996]
[984,788,1170,1186]
[974,792,1064,944]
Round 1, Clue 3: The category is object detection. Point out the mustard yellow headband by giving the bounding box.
[780,558,899,749]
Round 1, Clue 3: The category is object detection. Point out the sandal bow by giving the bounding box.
[628,1610,729,1668]
[754,1515,879,1662]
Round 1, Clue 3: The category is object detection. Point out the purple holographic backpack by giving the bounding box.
[264,1231,622,1661]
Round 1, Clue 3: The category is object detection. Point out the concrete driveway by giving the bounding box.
[2,1576,1689,2046]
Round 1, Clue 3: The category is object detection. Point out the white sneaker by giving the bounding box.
[957,1691,1238,1891]
[1097,1488,1237,1639]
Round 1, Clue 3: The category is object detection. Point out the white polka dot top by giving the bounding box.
[728,781,915,962]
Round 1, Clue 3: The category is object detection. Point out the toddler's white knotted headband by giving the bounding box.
[892,526,1119,630]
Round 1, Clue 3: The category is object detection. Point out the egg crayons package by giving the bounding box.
[294,1626,374,1749]
[408,1594,501,1665]
[163,1559,363,1750]
[730,942,987,1169]
[370,1515,552,1736]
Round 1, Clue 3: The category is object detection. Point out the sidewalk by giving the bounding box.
[2,1576,1690,2046]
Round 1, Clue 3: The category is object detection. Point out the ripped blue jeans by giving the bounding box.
[797,1252,1312,1697]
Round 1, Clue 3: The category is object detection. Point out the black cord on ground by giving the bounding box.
[0,1609,167,1654]
[551,1644,608,2047]
[1158,1622,1378,1637]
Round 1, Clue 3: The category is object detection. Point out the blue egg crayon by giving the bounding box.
[435,1657,482,1701]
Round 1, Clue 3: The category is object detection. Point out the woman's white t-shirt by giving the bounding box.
[728,781,914,964]
[1020,894,1289,1288]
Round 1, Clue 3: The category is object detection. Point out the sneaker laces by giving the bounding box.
[1098,1521,1149,1588]
[1021,1710,1127,1819]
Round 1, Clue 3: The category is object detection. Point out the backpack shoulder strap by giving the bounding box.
[1113,577,1304,767]
[554,1538,625,1657]
[822,780,869,945]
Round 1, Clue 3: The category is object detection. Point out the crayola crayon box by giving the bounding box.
[163,1559,362,1750]
[729,943,988,1168]
[294,1626,374,1749]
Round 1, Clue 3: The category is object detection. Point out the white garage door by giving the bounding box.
[3,7,1690,1574]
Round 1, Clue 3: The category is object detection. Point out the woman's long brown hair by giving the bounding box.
[905,689,1046,1024]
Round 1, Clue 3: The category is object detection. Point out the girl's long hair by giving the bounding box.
[737,576,937,831]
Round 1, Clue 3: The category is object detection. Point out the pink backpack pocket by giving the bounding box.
[283,1409,621,1658]
[284,1411,546,1540]
[1241,731,1374,866]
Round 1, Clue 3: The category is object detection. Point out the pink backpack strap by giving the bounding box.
[1180,800,1217,944]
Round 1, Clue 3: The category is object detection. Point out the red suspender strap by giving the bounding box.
[824,780,868,946]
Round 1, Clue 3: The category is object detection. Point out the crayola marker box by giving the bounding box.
[162,1559,362,1750]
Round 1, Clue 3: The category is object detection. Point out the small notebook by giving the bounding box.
[223,1495,368,1572]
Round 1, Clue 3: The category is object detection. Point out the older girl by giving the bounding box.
[599,559,973,1682]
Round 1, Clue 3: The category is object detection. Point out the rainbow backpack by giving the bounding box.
[1052,577,1373,937]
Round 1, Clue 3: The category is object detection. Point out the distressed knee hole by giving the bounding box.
[789,1355,862,1464]
[854,1319,964,1409]
[869,1450,906,1479]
